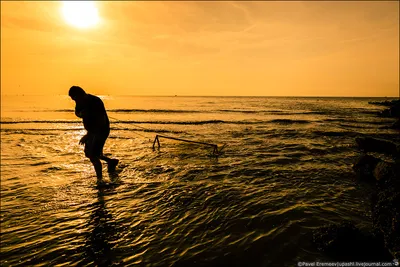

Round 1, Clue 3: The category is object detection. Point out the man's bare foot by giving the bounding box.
[96,177,106,185]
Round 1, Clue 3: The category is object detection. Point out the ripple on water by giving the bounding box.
[2,96,389,266]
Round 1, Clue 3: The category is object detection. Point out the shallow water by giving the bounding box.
[1,95,398,266]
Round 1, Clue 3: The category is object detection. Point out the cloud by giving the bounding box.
[1,2,63,32]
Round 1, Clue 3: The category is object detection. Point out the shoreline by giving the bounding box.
[313,99,400,261]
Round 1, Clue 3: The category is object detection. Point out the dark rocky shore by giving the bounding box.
[313,99,400,261]
[373,99,400,129]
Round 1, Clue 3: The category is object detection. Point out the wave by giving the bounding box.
[0,120,264,125]
[11,109,74,113]
[322,118,394,125]
[1,128,82,132]
[311,130,360,137]
[0,120,79,124]
[304,109,380,116]
[111,109,201,113]
[9,108,355,116]
[268,119,311,124]
[0,119,313,126]
[0,119,316,126]
[0,128,185,135]
[216,109,262,114]
[16,108,203,113]
[109,109,306,115]
[111,128,185,134]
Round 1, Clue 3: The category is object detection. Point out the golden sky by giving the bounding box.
[1,1,399,97]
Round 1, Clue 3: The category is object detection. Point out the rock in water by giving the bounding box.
[392,119,400,130]
[372,192,400,259]
[376,99,400,118]
[389,102,400,117]
[355,137,398,155]
[312,221,392,261]
[353,154,381,182]
[371,160,400,259]
[374,161,400,184]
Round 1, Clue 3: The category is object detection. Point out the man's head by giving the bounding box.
[69,86,86,101]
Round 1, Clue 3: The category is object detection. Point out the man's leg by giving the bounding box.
[98,135,118,172]
[100,154,112,162]
[100,155,119,172]
[93,133,119,172]
[85,135,102,179]
[90,157,103,180]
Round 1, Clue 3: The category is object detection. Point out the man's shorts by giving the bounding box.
[84,133,108,158]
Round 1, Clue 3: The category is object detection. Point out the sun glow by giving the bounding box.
[62,1,99,29]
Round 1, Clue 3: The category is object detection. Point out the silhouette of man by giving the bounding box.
[69,86,118,181]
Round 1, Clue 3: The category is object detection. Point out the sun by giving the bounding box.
[62,1,100,29]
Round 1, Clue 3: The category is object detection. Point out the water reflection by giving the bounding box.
[82,174,121,266]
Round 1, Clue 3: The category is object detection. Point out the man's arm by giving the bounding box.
[74,100,89,144]
[75,102,86,118]
[79,134,89,145]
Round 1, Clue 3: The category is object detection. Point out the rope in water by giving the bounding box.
[108,116,150,139]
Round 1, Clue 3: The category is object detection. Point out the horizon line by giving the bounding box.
[1,94,399,98]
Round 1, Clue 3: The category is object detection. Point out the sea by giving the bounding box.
[1,95,399,266]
